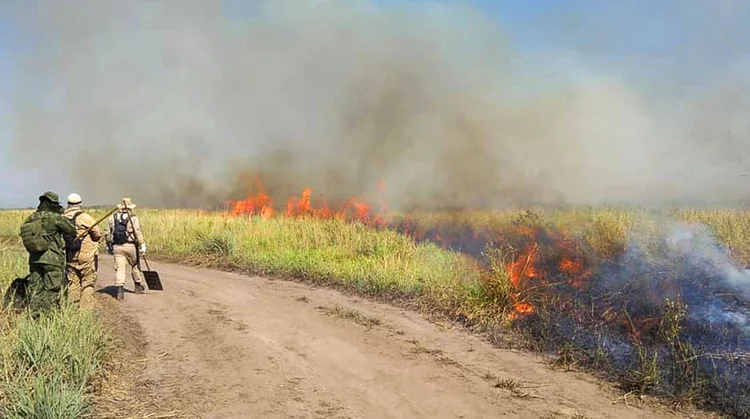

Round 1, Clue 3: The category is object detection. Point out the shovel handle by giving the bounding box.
[142,254,152,271]
[75,206,119,240]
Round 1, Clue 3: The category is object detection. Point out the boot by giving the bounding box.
[116,286,124,301]
[134,282,145,294]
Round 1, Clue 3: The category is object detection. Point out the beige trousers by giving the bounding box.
[66,262,97,310]
[113,243,144,287]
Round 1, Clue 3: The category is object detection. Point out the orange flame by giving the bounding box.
[225,178,389,226]
[224,178,275,219]
[504,226,594,321]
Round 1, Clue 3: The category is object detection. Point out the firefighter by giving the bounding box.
[105,198,147,301]
[19,191,76,315]
[63,193,103,310]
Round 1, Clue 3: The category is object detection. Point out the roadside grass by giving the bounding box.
[0,218,111,418]
[138,210,487,316]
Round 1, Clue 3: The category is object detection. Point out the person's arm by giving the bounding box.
[55,213,77,236]
[81,213,103,242]
[105,216,114,244]
[131,216,146,247]
[105,216,114,253]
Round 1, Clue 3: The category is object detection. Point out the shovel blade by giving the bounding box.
[143,270,163,291]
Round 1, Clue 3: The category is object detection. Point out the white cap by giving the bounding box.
[67,193,82,205]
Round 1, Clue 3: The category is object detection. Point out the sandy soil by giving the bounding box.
[89,258,715,419]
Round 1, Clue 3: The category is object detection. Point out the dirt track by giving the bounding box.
[92,258,712,419]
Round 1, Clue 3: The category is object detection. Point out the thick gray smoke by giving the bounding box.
[659,223,750,330]
[6,0,750,209]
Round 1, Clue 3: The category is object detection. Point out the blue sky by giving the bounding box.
[0,0,748,208]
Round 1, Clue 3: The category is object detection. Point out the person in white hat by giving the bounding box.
[63,193,103,310]
[105,198,148,300]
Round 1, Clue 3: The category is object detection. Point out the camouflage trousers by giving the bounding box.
[66,260,97,310]
[26,263,66,315]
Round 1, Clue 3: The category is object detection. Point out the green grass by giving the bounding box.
[138,210,489,318]
[0,242,111,418]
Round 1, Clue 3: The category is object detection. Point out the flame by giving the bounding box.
[503,226,594,321]
[224,178,389,226]
[224,179,275,219]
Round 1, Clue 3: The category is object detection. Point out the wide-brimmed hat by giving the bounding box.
[39,191,60,205]
[118,198,136,210]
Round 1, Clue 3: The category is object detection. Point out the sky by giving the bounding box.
[0,0,748,208]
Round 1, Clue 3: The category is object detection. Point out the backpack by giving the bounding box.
[3,276,29,312]
[64,212,84,256]
[20,213,51,253]
[111,212,131,245]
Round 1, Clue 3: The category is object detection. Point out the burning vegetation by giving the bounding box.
[222,180,750,417]
[223,179,390,227]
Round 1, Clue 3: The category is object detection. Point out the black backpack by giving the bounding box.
[64,212,84,254]
[111,212,131,245]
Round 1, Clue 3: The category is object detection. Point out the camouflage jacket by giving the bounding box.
[25,209,77,269]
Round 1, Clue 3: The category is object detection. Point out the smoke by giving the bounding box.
[6,0,750,209]
[663,223,750,297]
[650,223,750,332]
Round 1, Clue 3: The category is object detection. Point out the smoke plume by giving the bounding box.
[6,0,750,209]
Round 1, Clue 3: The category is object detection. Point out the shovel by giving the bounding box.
[140,255,164,291]
[132,224,163,291]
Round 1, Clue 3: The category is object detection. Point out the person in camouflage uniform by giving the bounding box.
[22,191,77,315]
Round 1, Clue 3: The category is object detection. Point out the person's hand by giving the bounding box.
[139,243,147,255]
[106,243,114,255]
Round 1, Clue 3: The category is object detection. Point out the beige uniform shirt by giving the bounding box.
[63,206,104,268]
[106,210,146,246]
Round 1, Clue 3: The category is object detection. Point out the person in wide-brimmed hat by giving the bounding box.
[106,197,147,300]
[117,197,136,210]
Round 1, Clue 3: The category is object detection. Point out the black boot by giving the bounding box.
[134,282,145,294]
[116,286,124,301]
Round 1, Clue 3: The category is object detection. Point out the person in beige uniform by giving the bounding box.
[63,193,103,310]
[106,198,147,301]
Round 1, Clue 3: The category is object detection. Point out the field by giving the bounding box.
[1,206,749,417]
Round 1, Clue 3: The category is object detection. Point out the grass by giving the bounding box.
[2,206,750,417]
[317,304,384,329]
[135,210,484,310]
[0,240,111,417]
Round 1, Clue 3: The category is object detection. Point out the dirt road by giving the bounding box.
[92,258,711,419]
